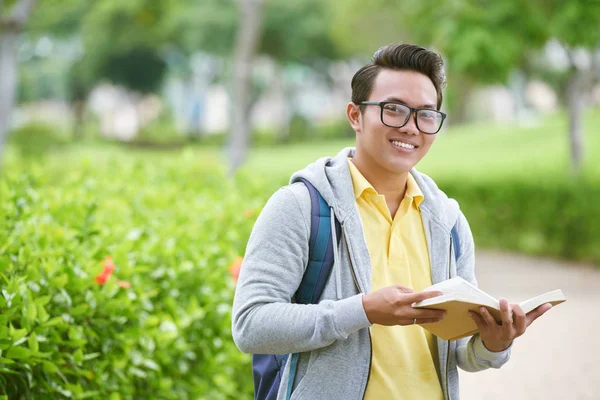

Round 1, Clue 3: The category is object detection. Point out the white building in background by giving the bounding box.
[12,42,600,138]
[87,84,163,141]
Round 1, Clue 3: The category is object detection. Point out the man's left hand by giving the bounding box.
[469,299,553,352]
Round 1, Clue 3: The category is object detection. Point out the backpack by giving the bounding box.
[251,178,462,400]
[252,178,341,400]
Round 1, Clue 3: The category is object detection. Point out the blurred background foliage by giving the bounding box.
[0,0,599,398]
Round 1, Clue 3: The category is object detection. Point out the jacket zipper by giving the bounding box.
[342,225,364,294]
[342,227,371,400]
[445,234,452,400]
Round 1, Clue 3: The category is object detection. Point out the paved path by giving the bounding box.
[459,251,600,400]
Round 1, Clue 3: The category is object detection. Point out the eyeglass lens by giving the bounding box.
[382,103,443,133]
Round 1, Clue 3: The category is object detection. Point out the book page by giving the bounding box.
[419,277,499,308]
[518,290,566,314]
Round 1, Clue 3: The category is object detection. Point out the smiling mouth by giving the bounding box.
[390,140,418,150]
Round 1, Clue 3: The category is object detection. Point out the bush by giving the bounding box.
[8,123,67,159]
[190,118,353,148]
[0,152,265,399]
[438,177,600,264]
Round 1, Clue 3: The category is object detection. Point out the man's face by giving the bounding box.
[347,69,439,174]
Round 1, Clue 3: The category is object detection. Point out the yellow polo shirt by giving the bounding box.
[348,160,443,400]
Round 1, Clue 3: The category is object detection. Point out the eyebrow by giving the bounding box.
[383,96,437,109]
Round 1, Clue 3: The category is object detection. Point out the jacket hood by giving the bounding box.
[290,147,460,231]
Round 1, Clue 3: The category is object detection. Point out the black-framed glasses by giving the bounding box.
[359,101,447,134]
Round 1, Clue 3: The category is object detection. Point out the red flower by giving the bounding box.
[103,256,116,274]
[116,280,131,289]
[229,256,243,283]
[95,257,131,289]
[95,256,116,285]
[244,209,255,218]
[95,273,109,285]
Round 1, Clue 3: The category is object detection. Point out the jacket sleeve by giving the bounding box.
[452,211,513,372]
[231,185,371,355]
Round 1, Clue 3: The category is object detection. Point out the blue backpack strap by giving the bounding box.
[295,178,337,304]
[451,223,460,262]
[285,178,339,399]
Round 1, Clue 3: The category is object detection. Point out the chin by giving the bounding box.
[382,157,416,173]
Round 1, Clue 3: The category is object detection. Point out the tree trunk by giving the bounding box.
[274,62,291,143]
[447,75,474,126]
[0,0,36,168]
[72,100,86,140]
[228,0,263,176]
[0,33,18,167]
[566,68,585,176]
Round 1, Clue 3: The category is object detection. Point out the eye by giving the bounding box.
[420,110,438,119]
[383,104,407,114]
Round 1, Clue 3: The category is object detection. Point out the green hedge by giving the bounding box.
[2,142,599,398]
[0,154,269,399]
[439,177,600,264]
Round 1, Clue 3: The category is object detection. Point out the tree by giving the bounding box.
[28,0,178,140]
[329,0,548,122]
[329,0,600,173]
[229,0,263,175]
[259,0,341,142]
[541,0,600,175]
[0,0,36,168]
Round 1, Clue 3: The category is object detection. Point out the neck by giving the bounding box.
[351,149,408,202]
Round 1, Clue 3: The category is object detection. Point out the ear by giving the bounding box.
[346,102,362,134]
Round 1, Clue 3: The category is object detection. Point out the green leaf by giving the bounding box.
[6,346,31,360]
[44,316,64,327]
[70,304,89,316]
[42,361,58,374]
[28,333,39,353]
[34,295,52,306]
[37,304,49,323]
[27,300,37,322]
[9,324,27,342]
[52,274,69,288]
[82,352,101,361]
[74,348,83,364]
[143,359,160,371]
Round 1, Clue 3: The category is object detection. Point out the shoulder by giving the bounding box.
[256,183,311,237]
[411,169,462,227]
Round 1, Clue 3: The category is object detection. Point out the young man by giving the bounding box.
[232,43,552,400]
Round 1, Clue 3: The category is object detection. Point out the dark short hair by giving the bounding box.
[351,43,446,110]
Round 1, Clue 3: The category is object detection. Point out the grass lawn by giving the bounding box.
[4,108,599,187]
[240,108,600,184]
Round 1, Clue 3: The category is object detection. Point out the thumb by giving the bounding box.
[405,290,443,303]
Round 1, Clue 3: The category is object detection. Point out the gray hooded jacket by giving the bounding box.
[232,147,511,400]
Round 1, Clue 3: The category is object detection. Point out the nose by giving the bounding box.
[398,111,420,136]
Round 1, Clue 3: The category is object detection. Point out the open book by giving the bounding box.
[412,277,566,341]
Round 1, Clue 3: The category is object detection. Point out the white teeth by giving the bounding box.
[391,140,415,149]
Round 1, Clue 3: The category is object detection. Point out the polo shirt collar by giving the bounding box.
[348,159,424,208]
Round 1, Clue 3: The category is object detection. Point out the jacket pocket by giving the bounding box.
[289,351,321,400]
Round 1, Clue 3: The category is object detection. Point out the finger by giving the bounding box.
[499,299,512,326]
[512,304,526,334]
[411,308,447,319]
[414,317,446,325]
[479,307,498,327]
[526,303,553,327]
[405,290,443,303]
[395,285,415,294]
[469,311,487,331]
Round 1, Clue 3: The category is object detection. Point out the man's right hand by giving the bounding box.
[362,285,446,326]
